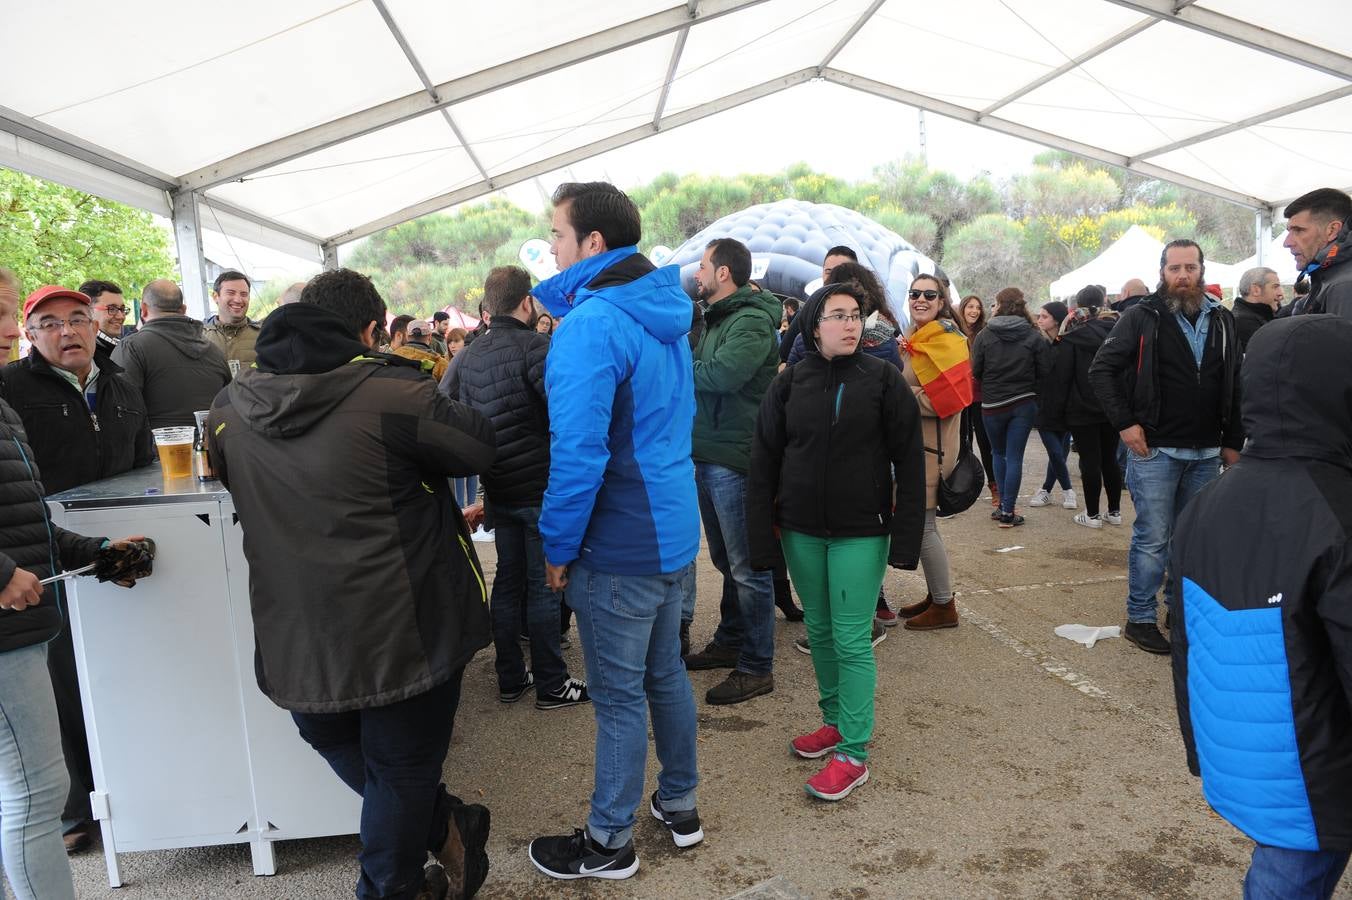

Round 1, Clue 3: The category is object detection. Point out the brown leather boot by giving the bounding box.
[904,597,959,631]
[896,593,932,619]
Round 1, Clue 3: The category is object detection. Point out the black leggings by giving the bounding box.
[1069,422,1123,517]
[967,405,996,487]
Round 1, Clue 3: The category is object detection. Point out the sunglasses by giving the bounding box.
[908,289,940,300]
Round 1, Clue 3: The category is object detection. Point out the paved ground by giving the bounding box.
[51,443,1352,899]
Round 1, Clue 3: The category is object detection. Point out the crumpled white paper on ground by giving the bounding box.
[1054,624,1122,649]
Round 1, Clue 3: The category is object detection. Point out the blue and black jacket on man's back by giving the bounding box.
[1171,315,1352,852]
[536,249,699,576]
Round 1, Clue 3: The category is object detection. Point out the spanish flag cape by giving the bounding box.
[901,318,973,419]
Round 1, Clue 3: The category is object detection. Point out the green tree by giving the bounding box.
[0,169,174,301]
[870,156,999,259]
[943,215,1031,300]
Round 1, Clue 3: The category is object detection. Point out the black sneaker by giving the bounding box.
[706,670,774,705]
[795,636,811,654]
[683,641,740,670]
[998,513,1025,528]
[536,677,590,710]
[649,791,704,848]
[499,671,533,703]
[1124,622,1170,654]
[416,862,449,900]
[434,795,490,899]
[528,828,638,881]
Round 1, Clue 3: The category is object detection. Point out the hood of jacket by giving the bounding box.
[228,304,408,438]
[1242,315,1352,466]
[139,315,216,359]
[1062,314,1115,348]
[797,283,862,358]
[987,315,1038,341]
[574,255,691,346]
[703,283,782,329]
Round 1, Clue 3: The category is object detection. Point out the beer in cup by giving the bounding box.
[152,427,195,479]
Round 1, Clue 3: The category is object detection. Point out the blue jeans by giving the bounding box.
[452,475,479,509]
[292,672,465,900]
[566,559,699,849]
[984,402,1037,516]
[489,503,566,694]
[1245,844,1349,899]
[0,643,76,900]
[1038,429,1072,492]
[689,462,775,676]
[1125,449,1220,623]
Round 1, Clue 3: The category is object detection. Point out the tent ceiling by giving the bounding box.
[2,0,1349,259]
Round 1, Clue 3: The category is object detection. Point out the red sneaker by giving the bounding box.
[874,606,899,627]
[805,754,869,801]
[790,724,842,759]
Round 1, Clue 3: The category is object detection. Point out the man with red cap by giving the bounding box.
[2,284,155,853]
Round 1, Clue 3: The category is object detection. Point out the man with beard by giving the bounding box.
[681,238,781,706]
[1089,240,1242,655]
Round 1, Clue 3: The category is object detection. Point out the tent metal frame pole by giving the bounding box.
[817,0,886,71]
[820,68,1268,210]
[1103,0,1352,81]
[1255,209,1273,266]
[177,0,771,193]
[171,192,210,320]
[322,244,339,271]
[327,67,817,246]
[1131,84,1352,162]
[652,21,692,130]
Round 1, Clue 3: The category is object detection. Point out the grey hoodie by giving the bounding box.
[112,316,232,428]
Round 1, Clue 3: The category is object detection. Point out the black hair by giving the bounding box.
[432,310,450,322]
[783,297,800,314]
[830,261,897,326]
[483,265,534,317]
[213,270,251,293]
[551,182,642,249]
[300,268,386,340]
[389,314,414,338]
[1283,187,1351,226]
[78,279,123,301]
[1074,284,1106,310]
[824,245,858,263]
[705,238,752,287]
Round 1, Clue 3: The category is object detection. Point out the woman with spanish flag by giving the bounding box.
[894,274,973,630]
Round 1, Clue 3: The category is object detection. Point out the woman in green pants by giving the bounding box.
[746,281,927,800]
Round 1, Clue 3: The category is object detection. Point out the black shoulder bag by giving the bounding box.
[933,407,986,517]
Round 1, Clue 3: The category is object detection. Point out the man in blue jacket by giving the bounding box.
[527,183,703,882]
[1171,315,1352,899]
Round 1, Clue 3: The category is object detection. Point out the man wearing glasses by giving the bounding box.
[2,285,155,854]
[78,279,132,367]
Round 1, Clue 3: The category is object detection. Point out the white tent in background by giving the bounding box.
[1226,232,1302,291]
[1050,225,1162,300]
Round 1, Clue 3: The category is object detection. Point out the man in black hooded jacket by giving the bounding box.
[208,269,498,900]
[1171,315,1352,898]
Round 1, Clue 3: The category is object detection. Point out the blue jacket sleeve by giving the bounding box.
[539,311,630,567]
[786,332,806,367]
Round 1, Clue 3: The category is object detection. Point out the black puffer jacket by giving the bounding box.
[2,352,156,495]
[971,315,1049,407]
[441,316,550,507]
[1040,316,1116,428]
[0,397,106,653]
[208,304,497,714]
[746,287,926,572]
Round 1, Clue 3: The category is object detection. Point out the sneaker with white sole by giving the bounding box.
[1103,510,1123,526]
[500,671,534,703]
[649,791,703,848]
[1073,512,1103,529]
[805,753,869,801]
[536,677,589,710]
[528,829,638,881]
[1029,489,1050,507]
[1062,488,1077,509]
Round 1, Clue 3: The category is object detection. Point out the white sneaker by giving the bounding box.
[471,527,495,543]
[1073,512,1102,529]
[1102,511,1123,526]
[1029,489,1050,507]
[1062,489,1077,509]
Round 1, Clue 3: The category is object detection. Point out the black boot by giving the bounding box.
[774,577,804,622]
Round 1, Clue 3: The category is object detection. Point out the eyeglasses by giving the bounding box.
[96,304,129,315]
[820,313,862,324]
[29,315,94,333]
[908,289,941,300]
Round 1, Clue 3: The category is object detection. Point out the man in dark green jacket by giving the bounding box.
[682,238,782,706]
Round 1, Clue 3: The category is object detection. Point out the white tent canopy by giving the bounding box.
[1050,225,1164,299]
[2,0,1350,311]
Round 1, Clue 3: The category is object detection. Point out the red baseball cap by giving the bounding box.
[23,286,91,321]
[1204,283,1223,300]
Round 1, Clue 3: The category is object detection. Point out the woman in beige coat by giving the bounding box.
[896,274,966,631]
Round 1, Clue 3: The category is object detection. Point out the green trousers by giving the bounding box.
[780,530,889,761]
